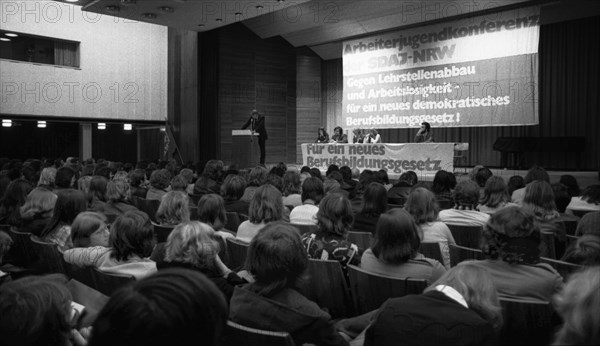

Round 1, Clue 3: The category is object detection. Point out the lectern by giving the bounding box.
[232,130,260,168]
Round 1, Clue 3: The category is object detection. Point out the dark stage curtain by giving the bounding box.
[363,16,600,170]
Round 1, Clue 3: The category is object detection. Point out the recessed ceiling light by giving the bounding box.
[124,123,133,131]
[143,13,157,19]
[0,38,10,42]
[2,119,12,127]
[37,121,47,128]
[98,123,106,130]
[158,6,174,13]
[5,33,18,37]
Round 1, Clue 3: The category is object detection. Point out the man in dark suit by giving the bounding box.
[242,109,268,164]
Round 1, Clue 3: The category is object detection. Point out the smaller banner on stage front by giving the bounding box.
[301,143,454,179]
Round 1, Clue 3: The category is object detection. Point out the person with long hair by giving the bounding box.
[552,266,600,345]
[158,221,246,301]
[363,262,502,346]
[431,170,456,209]
[40,189,87,252]
[282,171,303,208]
[361,208,446,282]
[302,193,361,267]
[477,176,518,214]
[566,185,600,214]
[511,165,550,205]
[236,184,284,243]
[88,268,228,346]
[37,167,57,189]
[240,166,268,202]
[0,178,33,226]
[87,175,108,213]
[316,127,330,143]
[229,222,350,346]
[405,187,455,269]
[353,182,388,234]
[439,179,490,227]
[18,187,57,236]
[470,207,563,301]
[197,193,236,240]
[103,179,138,215]
[155,191,190,226]
[220,174,250,215]
[63,212,111,267]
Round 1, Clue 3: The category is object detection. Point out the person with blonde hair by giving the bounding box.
[552,266,600,345]
[478,176,518,214]
[37,167,57,189]
[19,187,57,236]
[103,179,137,215]
[236,184,284,243]
[363,261,502,345]
[158,221,246,301]
[155,191,190,226]
[63,212,111,267]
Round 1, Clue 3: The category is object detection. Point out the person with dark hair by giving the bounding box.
[330,126,348,144]
[361,208,445,281]
[351,170,377,213]
[0,178,33,226]
[507,175,525,196]
[240,166,268,202]
[474,167,493,196]
[146,169,171,201]
[236,184,284,243]
[290,177,324,225]
[300,166,311,174]
[560,234,600,266]
[241,109,268,164]
[414,122,433,143]
[94,210,157,279]
[158,222,246,301]
[405,187,455,269]
[128,169,148,199]
[387,171,418,205]
[63,212,111,267]
[302,193,361,267]
[375,170,391,190]
[197,194,236,239]
[566,185,600,214]
[511,165,550,205]
[41,189,87,251]
[551,183,572,214]
[54,166,76,191]
[87,175,108,213]
[559,174,581,197]
[363,262,502,346]
[431,170,456,208]
[220,174,250,215]
[470,207,563,301]
[169,174,188,192]
[439,180,490,227]
[316,127,330,143]
[575,211,600,237]
[89,268,228,346]
[353,182,388,234]
[477,176,518,215]
[310,167,323,181]
[266,173,284,192]
[282,171,302,208]
[0,274,91,346]
[229,222,350,346]
[339,166,357,194]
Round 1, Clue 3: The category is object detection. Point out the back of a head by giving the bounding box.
[170,174,188,192]
[561,234,600,266]
[301,177,324,204]
[316,193,353,236]
[197,193,226,226]
[480,176,510,208]
[453,179,480,208]
[106,179,130,202]
[405,187,439,224]
[431,170,455,194]
[55,166,75,188]
[576,211,600,237]
[482,206,540,264]
[71,211,108,247]
[524,165,550,184]
[0,274,73,346]
[41,189,86,238]
[165,221,219,269]
[339,166,352,181]
[372,208,420,264]
[20,187,57,219]
[551,183,572,213]
[507,175,525,196]
[128,169,146,188]
[474,167,493,188]
[581,185,600,205]
[248,166,268,186]
[150,169,171,190]
[426,262,503,331]
[361,182,388,216]
[89,175,108,201]
[156,191,190,226]
[248,184,283,223]
[282,171,301,196]
[523,180,556,212]
[246,222,308,297]
[221,174,247,201]
[552,266,600,345]
[559,174,580,197]
[110,210,155,261]
[89,268,228,346]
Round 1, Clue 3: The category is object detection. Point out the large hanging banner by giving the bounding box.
[301,143,454,179]
[342,6,540,128]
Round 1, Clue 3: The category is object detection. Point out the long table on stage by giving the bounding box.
[301,142,461,180]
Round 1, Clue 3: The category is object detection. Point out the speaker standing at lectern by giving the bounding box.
[242,109,268,165]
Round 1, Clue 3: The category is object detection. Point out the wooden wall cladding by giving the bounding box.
[296,47,323,163]
[218,24,297,166]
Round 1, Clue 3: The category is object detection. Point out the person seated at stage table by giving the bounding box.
[316,127,330,143]
[477,176,518,215]
[439,180,490,227]
[362,261,502,346]
[353,128,365,143]
[353,182,388,234]
[361,208,446,282]
[364,129,382,143]
[330,126,348,144]
[470,207,563,301]
[511,165,550,205]
[220,174,250,216]
[290,177,324,225]
[414,121,433,143]
[566,185,600,214]
[236,184,284,243]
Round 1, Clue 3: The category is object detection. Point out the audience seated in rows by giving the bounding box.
[157,221,246,302]
[439,179,490,227]
[361,208,446,282]
[302,193,361,268]
[405,187,455,269]
[289,177,323,225]
[471,207,563,301]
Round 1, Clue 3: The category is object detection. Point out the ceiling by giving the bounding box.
[57,0,600,60]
